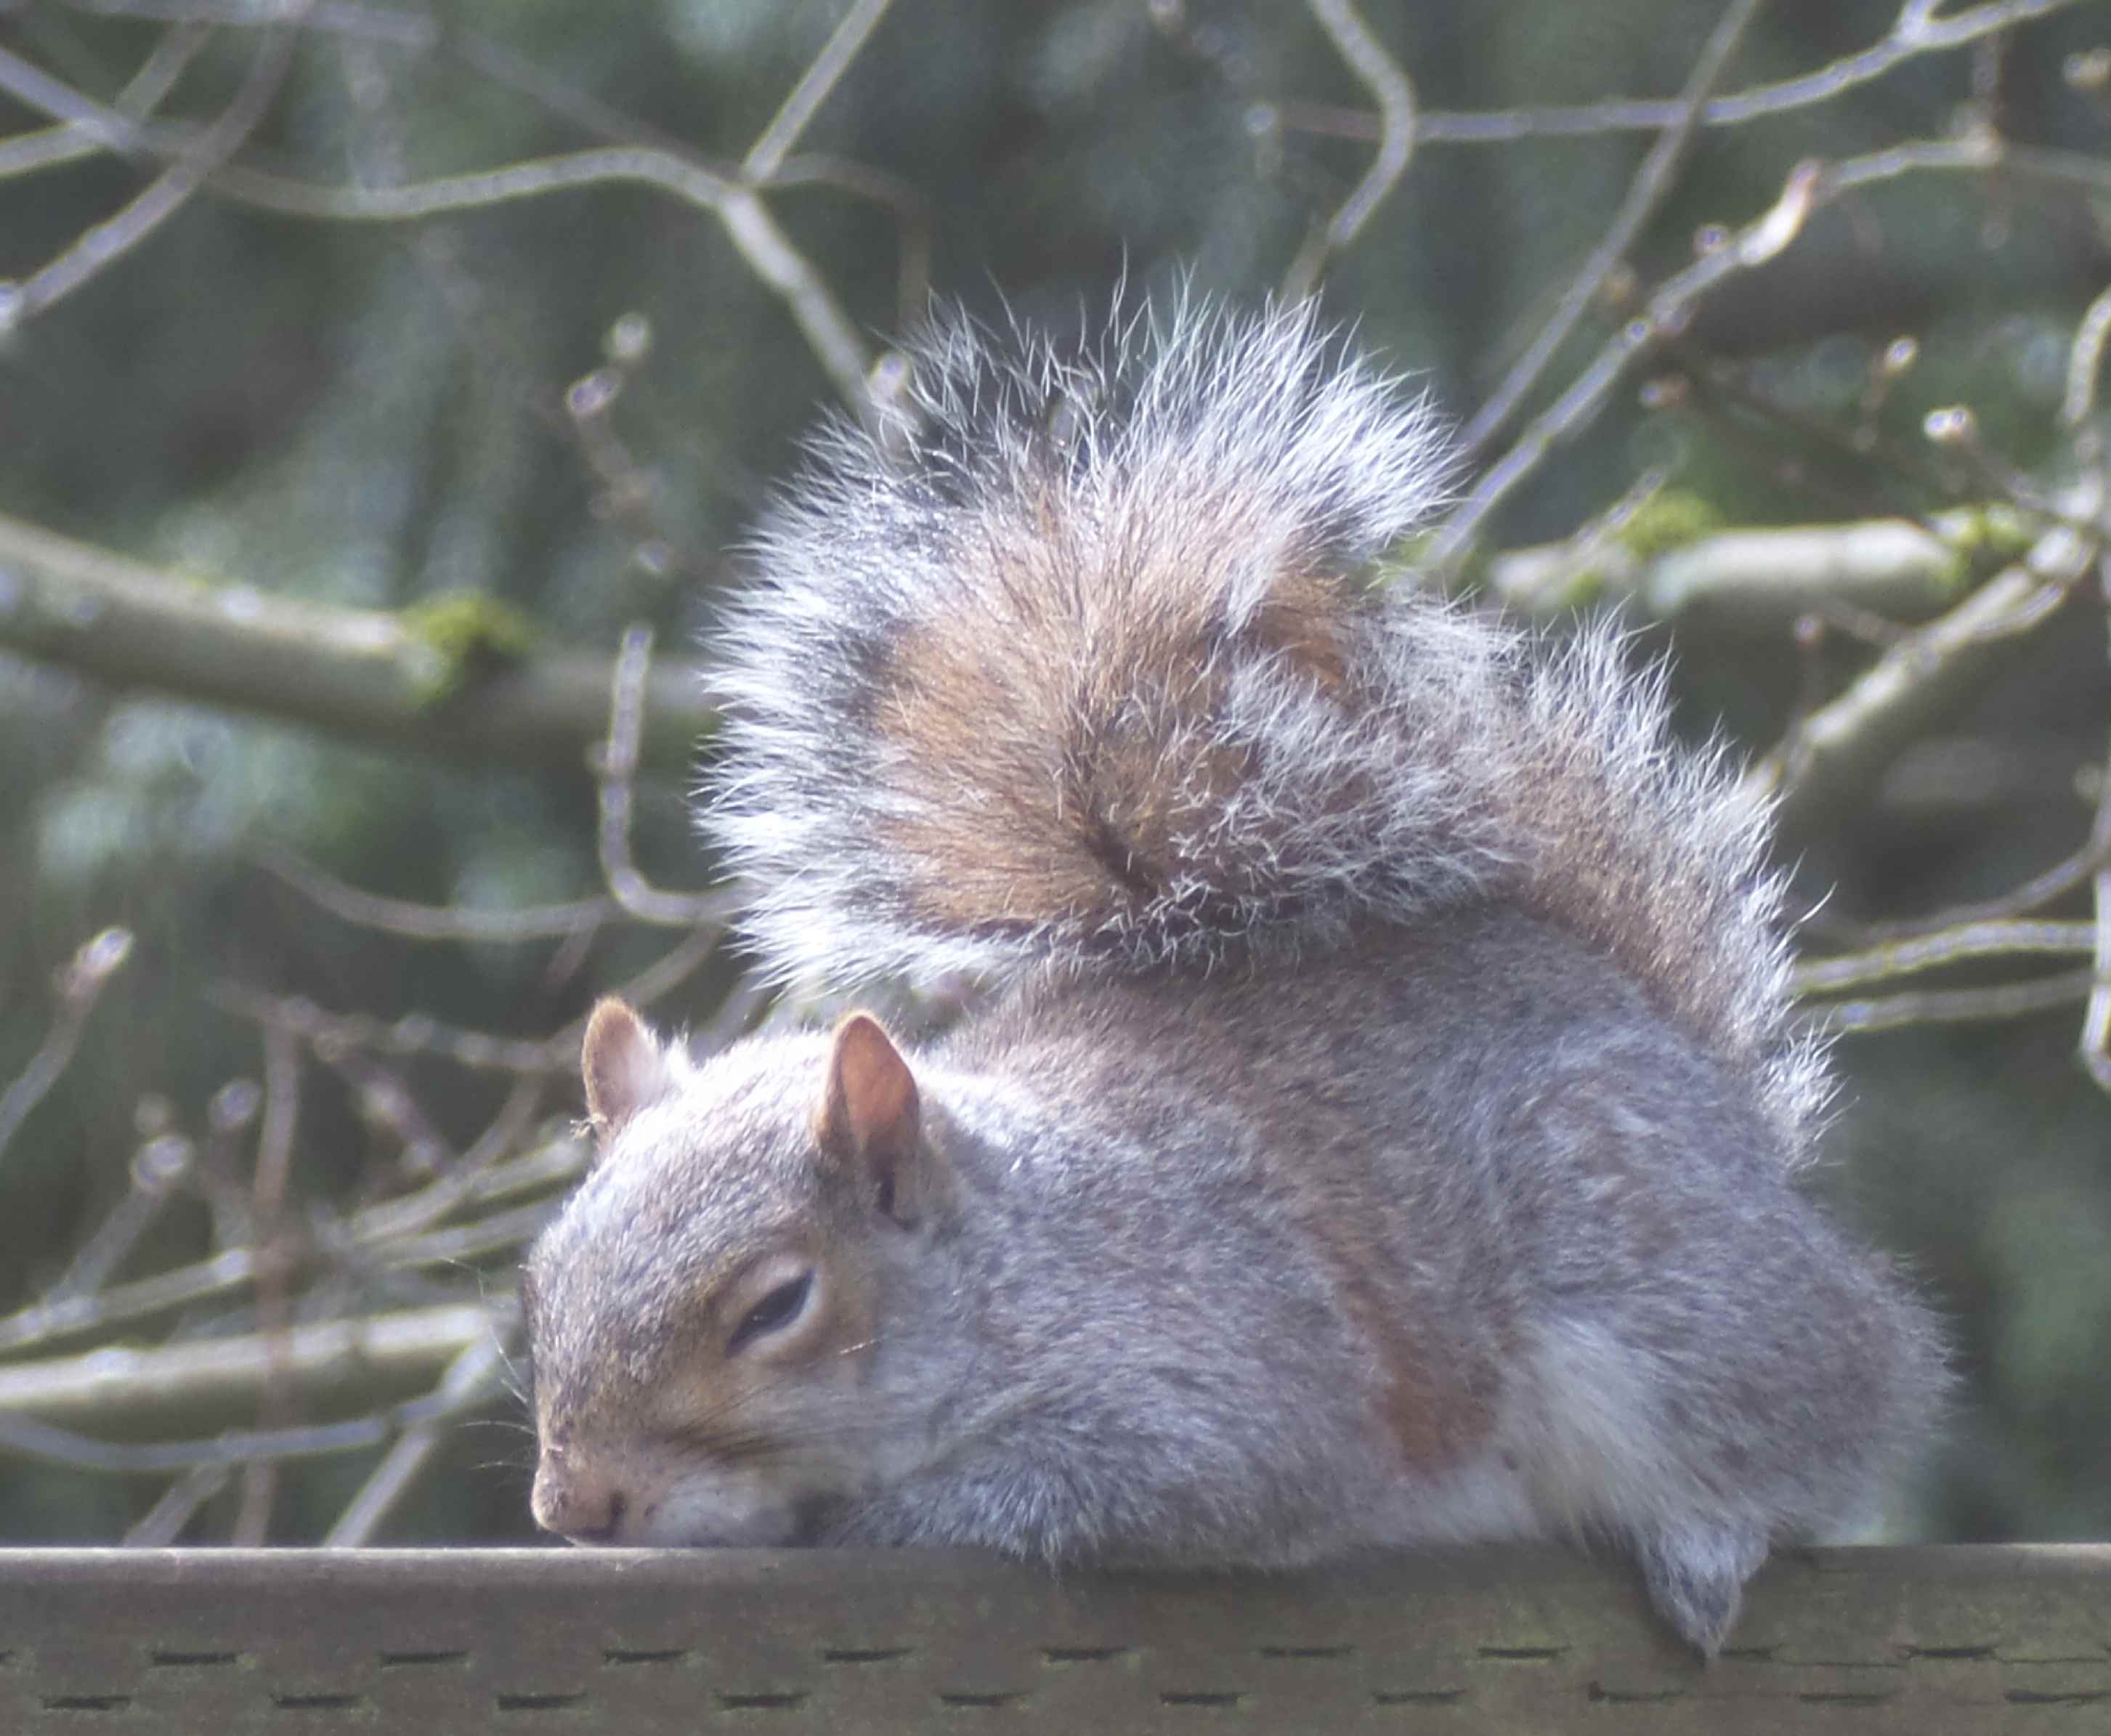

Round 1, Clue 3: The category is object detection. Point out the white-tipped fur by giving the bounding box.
[707,299,1825,1157]
[529,301,1945,1658]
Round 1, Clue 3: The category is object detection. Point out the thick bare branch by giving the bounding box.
[1485,514,1986,623]
[0,511,713,772]
[0,1304,496,1436]
[0,1339,501,1475]
[1746,523,2097,834]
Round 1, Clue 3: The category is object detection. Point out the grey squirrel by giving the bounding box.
[522,300,1947,1657]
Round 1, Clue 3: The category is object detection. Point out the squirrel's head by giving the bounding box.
[522,997,954,1546]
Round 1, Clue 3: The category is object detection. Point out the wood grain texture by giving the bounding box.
[0,1544,2105,1732]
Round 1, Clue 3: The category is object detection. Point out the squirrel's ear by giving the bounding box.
[815,1012,928,1222]
[580,997,678,1153]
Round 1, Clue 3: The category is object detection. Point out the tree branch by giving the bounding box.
[0,511,713,771]
[1746,522,2098,835]
[1461,0,1764,454]
[0,1303,497,1437]
[1483,511,1994,622]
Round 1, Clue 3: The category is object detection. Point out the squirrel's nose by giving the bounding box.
[531,1459,629,1544]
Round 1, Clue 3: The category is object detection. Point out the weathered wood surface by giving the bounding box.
[0,1544,2106,1732]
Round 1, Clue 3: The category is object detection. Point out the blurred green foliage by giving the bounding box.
[1,0,2107,1548]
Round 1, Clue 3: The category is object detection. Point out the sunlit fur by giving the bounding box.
[527,301,1948,1659]
[710,298,1826,1158]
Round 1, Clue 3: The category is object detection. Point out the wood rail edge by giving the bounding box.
[1,1544,2106,1731]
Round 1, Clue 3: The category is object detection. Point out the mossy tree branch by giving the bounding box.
[0,511,712,773]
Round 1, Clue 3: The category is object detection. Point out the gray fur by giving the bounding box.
[709,299,1823,1156]
[527,302,1948,1658]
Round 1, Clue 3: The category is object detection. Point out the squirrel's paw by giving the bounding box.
[1631,1521,1770,1658]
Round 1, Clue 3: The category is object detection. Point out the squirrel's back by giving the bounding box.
[708,300,1823,1156]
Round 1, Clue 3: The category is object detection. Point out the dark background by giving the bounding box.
[0,0,2107,1550]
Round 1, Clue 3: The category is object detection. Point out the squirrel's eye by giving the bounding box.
[728,1272,813,1355]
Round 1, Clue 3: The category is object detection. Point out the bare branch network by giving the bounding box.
[0,0,2106,1546]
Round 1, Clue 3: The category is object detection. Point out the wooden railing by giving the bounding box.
[1,1544,2107,1732]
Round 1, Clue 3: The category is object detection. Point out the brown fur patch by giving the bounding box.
[1249,566,1353,691]
[878,506,1361,944]
[1300,1209,1499,1473]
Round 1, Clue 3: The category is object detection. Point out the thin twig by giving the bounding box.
[232,1022,302,1544]
[52,0,419,37]
[1823,835,2111,946]
[1433,133,2057,567]
[1924,405,2077,525]
[1286,0,1416,300]
[0,20,208,181]
[596,625,737,928]
[0,36,879,413]
[0,40,142,142]
[1810,968,2095,1034]
[1286,0,2086,145]
[0,1137,580,1360]
[447,28,700,158]
[1793,919,2094,995]
[742,0,895,182]
[349,1077,553,1246]
[1462,0,1765,454]
[1664,336,1964,514]
[45,1135,194,1302]
[315,1050,452,1185]
[256,846,621,944]
[2080,552,2111,1092]
[46,0,924,347]
[214,149,876,412]
[605,924,734,1017]
[205,983,575,1075]
[379,1201,564,1272]
[198,1078,262,1251]
[123,1463,232,1546]
[322,1329,514,1546]
[10,12,307,328]
[2061,282,2111,434]
[771,152,935,328]
[0,928,135,1178]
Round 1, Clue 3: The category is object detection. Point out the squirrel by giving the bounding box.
[522,299,1948,1658]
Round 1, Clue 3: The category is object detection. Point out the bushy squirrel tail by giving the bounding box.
[707,299,1826,1156]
